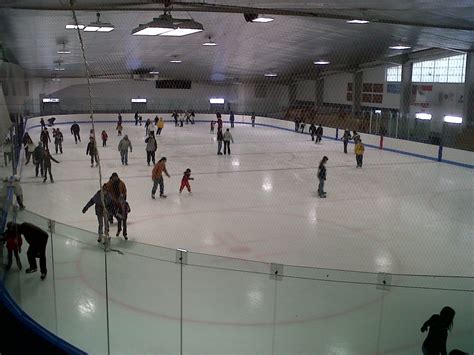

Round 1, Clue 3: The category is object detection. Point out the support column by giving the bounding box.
[463,51,474,127]
[399,61,413,120]
[315,78,324,108]
[352,71,363,115]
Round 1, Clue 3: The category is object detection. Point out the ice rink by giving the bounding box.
[19,117,474,276]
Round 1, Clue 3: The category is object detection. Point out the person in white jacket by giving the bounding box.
[223,128,234,155]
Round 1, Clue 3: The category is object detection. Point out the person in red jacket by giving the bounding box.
[1,222,23,271]
[101,130,108,147]
[179,168,194,194]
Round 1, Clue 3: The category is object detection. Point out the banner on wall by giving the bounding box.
[412,85,433,106]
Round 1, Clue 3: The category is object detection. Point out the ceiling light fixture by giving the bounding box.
[170,60,182,63]
[131,13,203,37]
[65,24,84,30]
[264,72,278,77]
[389,44,411,50]
[347,19,370,24]
[57,43,71,54]
[251,16,274,23]
[314,60,330,65]
[84,12,114,32]
[149,71,160,74]
[202,36,218,46]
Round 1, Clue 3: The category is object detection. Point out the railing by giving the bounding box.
[2,208,473,354]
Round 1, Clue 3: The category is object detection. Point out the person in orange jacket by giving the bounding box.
[151,157,170,199]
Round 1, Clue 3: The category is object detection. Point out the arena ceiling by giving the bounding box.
[0,0,473,81]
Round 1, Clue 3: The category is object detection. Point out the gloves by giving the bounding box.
[82,208,87,214]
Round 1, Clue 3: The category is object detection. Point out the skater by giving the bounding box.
[11,175,25,209]
[138,115,143,126]
[216,129,224,155]
[190,110,195,124]
[300,121,306,133]
[154,115,159,126]
[1,222,23,271]
[352,130,361,144]
[317,156,328,198]
[101,130,108,147]
[294,118,300,132]
[145,118,152,136]
[145,132,157,166]
[172,111,179,126]
[42,149,60,183]
[157,117,164,135]
[117,113,122,126]
[223,128,234,155]
[210,120,215,133]
[421,306,455,355]
[179,168,194,194]
[179,113,184,127]
[116,122,123,136]
[11,222,49,279]
[134,111,139,126]
[3,137,12,166]
[229,111,235,128]
[86,137,99,167]
[70,121,81,143]
[118,135,132,165]
[24,137,35,165]
[115,194,130,240]
[216,113,223,131]
[309,123,316,141]
[40,128,51,149]
[82,184,113,242]
[33,142,45,177]
[341,129,352,154]
[105,172,127,223]
[151,157,170,199]
[47,117,56,126]
[185,111,190,125]
[315,124,323,144]
[54,128,63,154]
[40,117,46,130]
[251,113,256,127]
[355,140,365,168]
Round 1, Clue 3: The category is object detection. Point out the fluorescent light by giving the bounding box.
[264,73,278,77]
[65,24,84,30]
[51,78,61,82]
[347,19,369,24]
[57,50,71,54]
[443,115,462,124]
[374,109,382,114]
[160,27,203,37]
[43,98,60,103]
[97,26,115,32]
[389,45,411,50]
[84,13,114,32]
[416,112,432,120]
[149,71,160,74]
[314,60,330,65]
[252,16,274,23]
[54,67,65,71]
[133,27,172,36]
[210,98,224,104]
[84,25,100,32]
[202,41,217,46]
[131,98,147,103]
[170,60,182,63]
[131,15,203,37]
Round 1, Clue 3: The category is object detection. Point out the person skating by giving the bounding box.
[157,117,164,135]
[138,115,143,126]
[104,173,127,224]
[117,113,122,126]
[118,135,132,165]
[42,149,60,183]
[317,156,328,198]
[116,122,123,136]
[294,118,300,132]
[179,168,194,194]
[3,137,12,166]
[115,194,130,240]
[216,129,224,155]
[10,222,49,280]
[101,130,108,147]
[86,137,99,167]
[4,175,25,209]
[33,142,45,177]
[185,111,190,125]
[82,184,113,243]
[40,128,51,149]
[179,113,184,127]
[47,117,56,126]
[145,132,157,166]
[134,111,139,126]
[216,113,223,131]
[309,123,316,141]
[145,118,152,136]
[300,121,306,133]
[70,121,81,143]
[151,157,170,199]
[352,131,361,144]
[40,117,46,130]
[223,128,234,155]
[421,306,455,355]
[1,222,23,271]
[54,128,63,154]
[251,113,256,127]
[154,115,159,126]
[341,129,352,154]
[23,132,34,164]
[229,111,235,128]
[190,110,195,124]
[315,124,323,144]
[355,140,365,168]
[172,111,179,126]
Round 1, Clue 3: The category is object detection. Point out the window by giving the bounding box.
[412,54,466,83]
[386,66,402,82]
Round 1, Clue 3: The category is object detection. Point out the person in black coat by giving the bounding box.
[70,122,81,143]
[341,129,352,154]
[9,222,49,279]
[33,142,45,177]
[421,306,455,355]
[82,185,114,243]
[309,123,316,141]
[315,124,323,144]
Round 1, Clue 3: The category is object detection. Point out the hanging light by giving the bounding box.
[202,36,218,46]
[57,42,71,54]
[160,19,203,36]
[251,15,274,23]
[347,19,370,24]
[131,14,203,37]
[389,44,411,50]
[84,12,115,32]
[314,60,330,65]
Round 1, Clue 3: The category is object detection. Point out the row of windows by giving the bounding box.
[386,54,467,83]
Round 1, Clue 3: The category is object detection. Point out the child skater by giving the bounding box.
[179,168,194,194]
[116,122,123,136]
[115,194,130,240]
[101,130,108,147]
[2,222,23,271]
[210,120,215,133]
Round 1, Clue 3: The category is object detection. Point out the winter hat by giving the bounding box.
[111,172,119,179]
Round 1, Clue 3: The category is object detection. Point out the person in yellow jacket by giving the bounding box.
[157,117,164,136]
[355,141,365,168]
